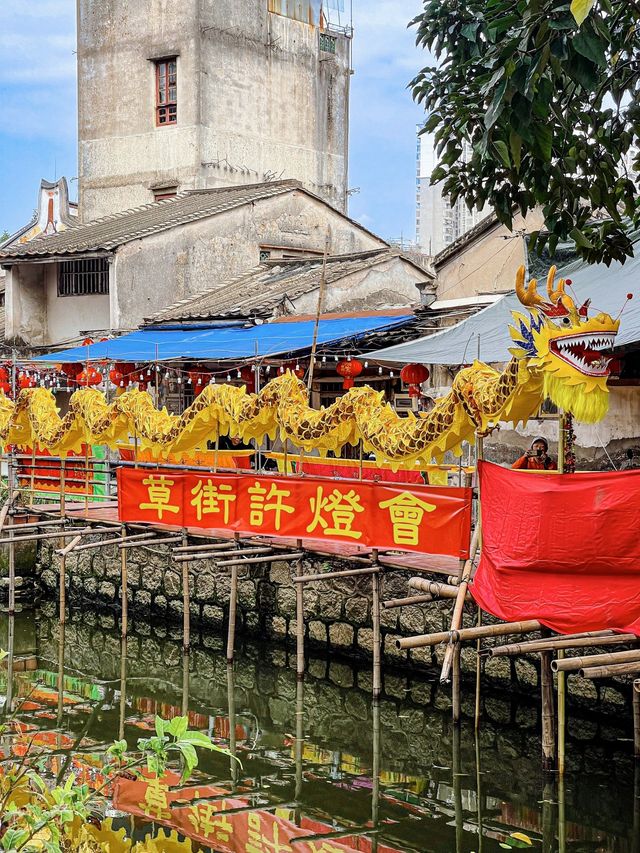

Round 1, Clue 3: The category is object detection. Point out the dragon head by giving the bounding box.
[509,265,619,423]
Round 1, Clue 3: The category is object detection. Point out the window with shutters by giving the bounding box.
[57,259,110,297]
[155,58,177,126]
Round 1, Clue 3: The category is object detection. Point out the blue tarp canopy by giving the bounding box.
[34,315,413,363]
[370,250,640,365]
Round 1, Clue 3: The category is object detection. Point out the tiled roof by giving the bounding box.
[0,180,318,259]
[144,249,434,324]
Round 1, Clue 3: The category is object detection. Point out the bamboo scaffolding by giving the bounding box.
[119,535,183,550]
[215,551,304,568]
[557,648,566,775]
[382,594,434,609]
[407,578,471,600]
[70,531,156,553]
[294,565,379,584]
[173,547,273,563]
[371,550,381,700]
[397,619,541,650]
[552,648,640,672]
[226,535,241,664]
[440,521,482,683]
[540,629,556,771]
[295,540,305,680]
[0,518,65,533]
[0,527,115,547]
[634,681,640,759]
[452,643,462,724]
[181,530,191,653]
[486,630,633,657]
[121,526,128,639]
[580,660,640,678]
[173,541,240,554]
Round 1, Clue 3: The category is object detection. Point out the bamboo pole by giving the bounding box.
[215,551,305,568]
[295,545,305,680]
[0,518,64,533]
[182,530,190,653]
[227,564,238,664]
[294,565,378,584]
[452,643,461,724]
[634,681,640,759]
[118,637,127,741]
[440,521,482,683]
[71,531,156,553]
[372,550,381,700]
[487,631,633,656]
[121,526,128,639]
[0,527,115,547]
[382,593,434,609]
[408,578,468,599]
[294,677,304,823]
[182,651,189,717]
[119,534,183,550]
[475,606,482,730]
[540,647,556,771]
[557,648,566,776]
[398,619,541,650]
[227,663,238,789]
[173,547,273,563]
[581,660,640,678]
[453,724,463,853]
[173,541,239,554]
[553,648,640,672]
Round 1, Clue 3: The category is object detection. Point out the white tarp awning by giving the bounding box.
[371,250,640,365]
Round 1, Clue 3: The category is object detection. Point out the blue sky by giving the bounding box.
[0,1,426,242]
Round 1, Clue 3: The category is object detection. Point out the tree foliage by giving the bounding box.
[411,0,640,265]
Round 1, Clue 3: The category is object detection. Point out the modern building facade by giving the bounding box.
[415,129,488,256]
[77,0,352,222]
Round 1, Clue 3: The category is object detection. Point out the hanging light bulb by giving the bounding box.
[177,376,182,384]
[364,361,369,368]
[390,370,394,378]
[139,374,144,381]
[237,369,242,378]
[378,366,383,375]
[266,365,271,374]
[146,369,152,378]
[334,355,339,362]
[322,356,327,363]
[227,374,232,382]
[187,376,192,384]
[164,370,170,379]
[295,362,300,371]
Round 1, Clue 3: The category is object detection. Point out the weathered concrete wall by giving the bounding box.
[5,265,46,348]
[434,211,545,302]
[44,264,110,346]
[113,191,385,328]
[35,537,628,706]
[293,256,432,314]
[78,0,350,220]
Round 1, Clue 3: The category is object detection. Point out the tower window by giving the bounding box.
[155,58,177,126]
[58,258,110,297]
[319,33,337,54]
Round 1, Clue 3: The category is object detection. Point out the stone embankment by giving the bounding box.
[33,537,626,709]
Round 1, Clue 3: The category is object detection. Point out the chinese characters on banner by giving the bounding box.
[113,772,403,853]
[117,469,472,558]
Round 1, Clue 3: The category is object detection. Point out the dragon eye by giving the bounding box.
[560,317,571,326]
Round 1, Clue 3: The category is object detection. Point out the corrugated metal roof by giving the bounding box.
[0,180,313,259]
[144,249,433,324]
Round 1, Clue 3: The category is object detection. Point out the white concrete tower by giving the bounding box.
[77,0,352,221]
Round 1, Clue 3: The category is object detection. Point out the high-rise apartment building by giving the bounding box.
[415,129,488,256]
[77,0,352,221]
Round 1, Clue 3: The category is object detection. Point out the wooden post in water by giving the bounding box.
[181,530,190,653]
[227,663,238,789]
[540,645,556,771]
[182,651,189,717]
[453,723,463,853]
[119,637,127,741]
[452,643,462,724]
[557,648,566,775]
[371,549,381,700]
[120,525,128,638]
[634,681,640,759]
[226,532,241,664]
[294,677,304,823]
[295,543,305,680]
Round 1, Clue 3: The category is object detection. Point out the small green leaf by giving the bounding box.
[509,130,522,169]
[493,140,511,167]
[154,715,165,738]
[166,715,188,739]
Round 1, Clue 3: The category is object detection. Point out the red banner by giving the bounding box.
[471,462,640,635]
[117,469,472,558]
[113,772,401,853]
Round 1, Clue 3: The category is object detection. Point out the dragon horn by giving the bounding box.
[515,265,545,307]
[547,264,578,313]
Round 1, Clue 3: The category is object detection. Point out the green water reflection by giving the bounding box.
[0,605,637,852]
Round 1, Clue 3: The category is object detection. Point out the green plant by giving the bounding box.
[412,0,640,265]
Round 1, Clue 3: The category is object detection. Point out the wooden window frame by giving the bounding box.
[155,58,177,127]
[57,258,110,297]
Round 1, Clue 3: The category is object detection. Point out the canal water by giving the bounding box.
[1,603,637,852]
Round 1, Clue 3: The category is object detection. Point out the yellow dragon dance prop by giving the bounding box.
[0,266,619,466]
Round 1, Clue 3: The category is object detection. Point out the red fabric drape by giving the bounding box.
[470,462,640,636]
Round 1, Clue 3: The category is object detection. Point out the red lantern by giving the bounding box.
[240,366,256,393]
[18,372,37,390]
[0,381,10,396]
[109,368,124,387]
[0,367,8,384]
[336,358,363,390]
[82,337,94,346]
[61,363,82,383]
[400,363,430,398]
[77,367,102,387]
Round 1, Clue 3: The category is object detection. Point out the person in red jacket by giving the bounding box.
[512,438,557,470]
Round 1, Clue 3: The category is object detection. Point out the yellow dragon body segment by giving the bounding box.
[0,267,619,466]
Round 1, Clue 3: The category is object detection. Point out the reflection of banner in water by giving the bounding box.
[114,771,403,853]
[500,801,606,843]
[132,698,209,730]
